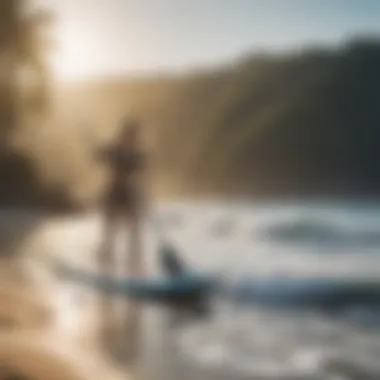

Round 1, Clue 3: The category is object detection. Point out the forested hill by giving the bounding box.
[52,37,380,200]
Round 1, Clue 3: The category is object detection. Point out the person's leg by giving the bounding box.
[97,208,119,273]
[126,208,144,277]
[118,207,144,368]
[97,207,120,350]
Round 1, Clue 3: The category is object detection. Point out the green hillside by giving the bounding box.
[55,37,380,200]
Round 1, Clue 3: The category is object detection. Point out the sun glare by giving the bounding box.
[52,25,96,81]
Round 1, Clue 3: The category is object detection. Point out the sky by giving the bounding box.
[33,0,380,80]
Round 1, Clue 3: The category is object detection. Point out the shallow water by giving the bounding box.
[8,201,380,380]
[144,201,380,380]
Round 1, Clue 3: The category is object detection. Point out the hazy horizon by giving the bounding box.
[33,0,380,81]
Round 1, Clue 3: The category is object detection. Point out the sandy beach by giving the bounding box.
[0,212,135,380]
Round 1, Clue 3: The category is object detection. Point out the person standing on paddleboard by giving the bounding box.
[97,116,148,279]
[96,116,149,360]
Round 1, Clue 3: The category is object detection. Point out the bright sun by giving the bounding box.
[51,26,96,81]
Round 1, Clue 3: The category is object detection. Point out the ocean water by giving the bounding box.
[21,201,380,380]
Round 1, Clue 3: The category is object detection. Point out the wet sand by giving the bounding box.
[0,212,136,380]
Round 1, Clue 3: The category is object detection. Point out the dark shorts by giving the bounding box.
[103,184,140,214]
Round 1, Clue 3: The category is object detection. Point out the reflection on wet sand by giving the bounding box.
[0,212,45,260]
[0,268,51,330]
[0,212,133,380]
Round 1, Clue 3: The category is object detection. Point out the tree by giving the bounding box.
[0,0,20,141]
[15,2,55,116]
[0,0,59,208]
[0,0,54,143]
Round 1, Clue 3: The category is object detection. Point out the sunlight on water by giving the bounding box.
[6,201,380,380]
